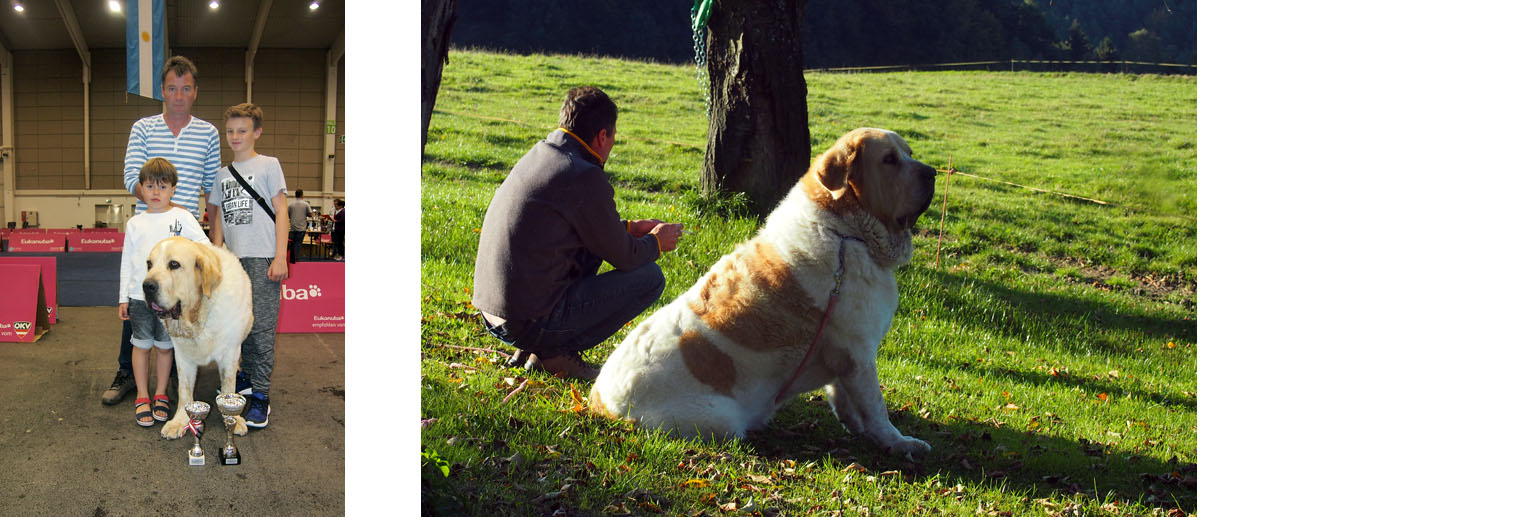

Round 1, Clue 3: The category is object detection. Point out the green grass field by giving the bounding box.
[422,50,1196,516]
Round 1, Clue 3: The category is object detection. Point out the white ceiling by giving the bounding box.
[0,0,344,51]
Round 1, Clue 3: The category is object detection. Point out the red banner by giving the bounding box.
[277,262,344,333]
[8,234,66,252]
[0,256,59,325]
[68,232,125,252]
[0,264,52,342]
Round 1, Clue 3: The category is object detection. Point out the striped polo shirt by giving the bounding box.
[123,114,222,214]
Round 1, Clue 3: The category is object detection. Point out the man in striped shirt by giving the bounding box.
[102,55,223,406]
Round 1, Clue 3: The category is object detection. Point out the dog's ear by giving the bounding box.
[194,244,223,298]
[815,132,864,200]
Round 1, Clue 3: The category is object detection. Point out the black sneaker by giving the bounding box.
[245,392,270,428]
[101,370,135,405]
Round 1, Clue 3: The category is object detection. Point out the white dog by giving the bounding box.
[142,237,254,440]
[590,128,936,459]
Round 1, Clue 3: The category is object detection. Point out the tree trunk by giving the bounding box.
[422,0,458,154]
[701,0,810,216]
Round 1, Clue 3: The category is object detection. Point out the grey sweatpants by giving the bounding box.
[240,257,281,395]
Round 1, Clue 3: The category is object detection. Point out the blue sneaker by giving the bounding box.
[244,392,270,429]
[235,371,253,395]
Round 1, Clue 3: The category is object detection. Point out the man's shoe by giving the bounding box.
[102,370,135,405]
[244,392,270,428]
[510,349,533,369]
[525,353,600,381]
[235,371,253,395]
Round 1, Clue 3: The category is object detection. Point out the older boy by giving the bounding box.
[208,102,288,429]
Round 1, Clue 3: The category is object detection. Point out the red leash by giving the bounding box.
[774,238,852,405]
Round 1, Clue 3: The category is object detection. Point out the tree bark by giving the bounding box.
[422,0,458,154]
[701,0,810,216]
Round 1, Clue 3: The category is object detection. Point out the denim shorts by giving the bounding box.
[127,298,173,350]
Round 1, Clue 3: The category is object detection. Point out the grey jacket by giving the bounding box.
[472,129,660,323]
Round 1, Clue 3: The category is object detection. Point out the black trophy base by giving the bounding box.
[220,449,241,465]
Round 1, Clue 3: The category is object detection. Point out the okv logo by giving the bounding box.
[12,321,31,338]
[283,284,323,300]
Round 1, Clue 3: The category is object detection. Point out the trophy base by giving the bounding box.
[220,450,241,466]
[188,451,205,466]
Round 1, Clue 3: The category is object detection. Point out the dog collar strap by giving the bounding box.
[556,127,605,166]
[774,236,858,405]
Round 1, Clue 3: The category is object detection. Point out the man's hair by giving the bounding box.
[224,102,264,130]
[139,157,178,187]
[295,189,305,198]
[161,56,198,85]
[557,86,616,144]
[334,199,345,208]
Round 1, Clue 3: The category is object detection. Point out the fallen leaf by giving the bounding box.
[1166,341,1176,349]
[680,478,710,488]
[1096,393,1109,402]
[1003,403,1020,410]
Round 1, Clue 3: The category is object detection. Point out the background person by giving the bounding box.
[473,86,682,380]
[287,189,312,263]
[330,198,345,260]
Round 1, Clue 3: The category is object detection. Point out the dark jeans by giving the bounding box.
[485,262,665,358]
[117,320,175,377]
[288,230,305,263]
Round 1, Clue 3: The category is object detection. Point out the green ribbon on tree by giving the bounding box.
[690,0,713,33]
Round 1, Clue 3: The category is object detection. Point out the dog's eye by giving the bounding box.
[146,260,153,269]
[168,260,181,270]
[883,153,897,164]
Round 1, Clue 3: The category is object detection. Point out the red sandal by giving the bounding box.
[133,398,154,427]
[151,395,172,422]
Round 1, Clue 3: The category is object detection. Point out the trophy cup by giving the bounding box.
[215,393,247,465]
[185,401,211,466]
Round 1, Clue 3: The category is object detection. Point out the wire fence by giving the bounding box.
[808,58,1196,76]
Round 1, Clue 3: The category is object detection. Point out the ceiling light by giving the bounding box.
[208,0,218,8]
[12,1,22,13]
[108,0,120,12]
[308,1,319,10]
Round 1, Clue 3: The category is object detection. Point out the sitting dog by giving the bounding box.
[590,128,936,458]
[142,237,254,439]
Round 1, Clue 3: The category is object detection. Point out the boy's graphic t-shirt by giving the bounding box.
[209,155,288,259]
[119,207,210,303]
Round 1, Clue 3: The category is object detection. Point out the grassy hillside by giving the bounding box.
[422,50,1196,515]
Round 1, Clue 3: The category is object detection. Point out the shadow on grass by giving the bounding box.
[911,266,1195,355]
[914,354,1195,412]
[744,398,1196,512]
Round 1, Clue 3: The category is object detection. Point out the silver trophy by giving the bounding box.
[214,393,246,465]
[185,401,211,466]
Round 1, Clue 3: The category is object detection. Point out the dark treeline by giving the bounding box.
[450,0,1194,70]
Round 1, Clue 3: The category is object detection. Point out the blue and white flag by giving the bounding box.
[125,0,165,101]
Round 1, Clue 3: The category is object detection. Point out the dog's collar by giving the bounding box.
[773,234,860,405]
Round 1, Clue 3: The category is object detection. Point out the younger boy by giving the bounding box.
[208,103,289,429]
[118,157,210,427]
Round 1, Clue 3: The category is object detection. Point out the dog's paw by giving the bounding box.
[885,435,931,461]
[231,415,249,436]
[161,417,190,440]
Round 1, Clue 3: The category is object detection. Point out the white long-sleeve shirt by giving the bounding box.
[119,207,210,303]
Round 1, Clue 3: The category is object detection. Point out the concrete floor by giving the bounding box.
[0,306,345,515]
